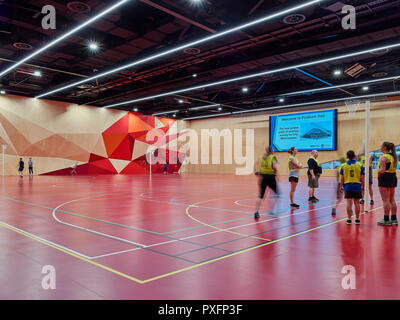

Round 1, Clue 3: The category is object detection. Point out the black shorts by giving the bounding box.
[259,174,278,198]
[18,167,24,172]
[289,176,299,183]
[378,172,398,188]
[345,191,362,199]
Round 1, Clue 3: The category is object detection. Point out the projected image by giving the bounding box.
[301,122,332,139]
[270,109,337,152]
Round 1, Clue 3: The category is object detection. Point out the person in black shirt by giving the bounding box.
[18,158,24,177]
[307,150,322,203]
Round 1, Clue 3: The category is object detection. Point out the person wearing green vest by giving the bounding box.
[377,141,398,226]
[307,150,322,203]
[332,156,347,216]
[254,146,279,219]
[288,147,303,208]
[340,150,365,225]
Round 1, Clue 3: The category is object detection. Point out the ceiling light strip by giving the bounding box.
[0,0,131,78]
[36,0,327,98]
[104,42,400,108]
[183,90,400,120]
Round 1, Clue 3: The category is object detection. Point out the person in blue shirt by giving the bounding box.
[340,150,365,225]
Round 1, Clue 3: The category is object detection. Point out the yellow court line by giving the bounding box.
[140,203,386,283]
[185,198,271,241]
[0,200,390,285]
[0,221,145,284]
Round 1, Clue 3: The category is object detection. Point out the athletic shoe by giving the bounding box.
[308,197,317,203]
[391,219,398,226]
[355,219,361,225]
[377,220,392,226]
[290,203,300,208]
[312,196,319,202]
[360,199,364,204]
[370,200,374,205]
[346,219,352,225]
[254,212,260,219]
[331,208,336,216]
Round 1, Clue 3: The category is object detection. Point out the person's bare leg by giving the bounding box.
[255,198,262,213]
[346,198,353,220]
[379,187,391,216]
[290,182,297,204]
[354,198,361,220]
[389,188,397,219]
[369,184,374,201]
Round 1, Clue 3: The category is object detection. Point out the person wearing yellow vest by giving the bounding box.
[377,141,398,226]
[254,146,279,219]
[359,152,374,205]
[307,150,322,203]
[332,156,347,216]
[288,147,303,208]
[340,150,365,225]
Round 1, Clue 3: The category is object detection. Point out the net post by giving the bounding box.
[364,100,370,212]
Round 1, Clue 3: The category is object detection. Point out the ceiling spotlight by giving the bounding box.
[178,99,184,104]
[333,70,342,76]
[0,90,5,95]
[88,42,99,51]
[192,73,198,78]
[173,114,177,117]
[242,87,249,93]
[133,108,138,112]
[33,70,42,77]
[279,98,285,102]
[362,86,369,91]
[218,107,222,111]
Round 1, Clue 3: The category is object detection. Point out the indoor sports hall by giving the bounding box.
[0,0,399,300]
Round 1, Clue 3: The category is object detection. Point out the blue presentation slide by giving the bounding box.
[270,109,337,151]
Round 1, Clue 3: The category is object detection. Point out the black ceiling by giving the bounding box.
[1,0,400,119]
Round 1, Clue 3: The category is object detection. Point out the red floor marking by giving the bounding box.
[0,174,399,299]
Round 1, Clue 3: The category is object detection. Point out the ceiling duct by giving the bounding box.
[13,42,33,50]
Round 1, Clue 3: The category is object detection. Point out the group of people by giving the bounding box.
[17,158,34,177]
[254,141,398,226]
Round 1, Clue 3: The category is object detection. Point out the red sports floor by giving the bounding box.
[0,173,399,300]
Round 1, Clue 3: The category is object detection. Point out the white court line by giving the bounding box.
[0,220,92,260]
[52,197,147,248]
[89,202,343,260]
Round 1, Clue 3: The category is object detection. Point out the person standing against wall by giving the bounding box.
[288,147,303,208]
[18,158,24,177]
[28,158,34,176]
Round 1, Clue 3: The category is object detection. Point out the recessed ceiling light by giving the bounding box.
[89,42,99,50]
[133,108,138,112]
[333,70,342,76]
[178,99,184,104]
[279,98,285,102]
[242,87,249,93]
[218,107,222,111]
[192,73,197,78]
[0,90,6,95]
[362,86,369,91]
[33,70,42,77]
[173,114,177,117]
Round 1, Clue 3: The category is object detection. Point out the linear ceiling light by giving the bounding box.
[188,104,220,110]
[36,0,327,98]
[103,42,400,108]
[283,75,400,96]
[0,0,131,78]
[152,110,180,116]
[183,90,400,120]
